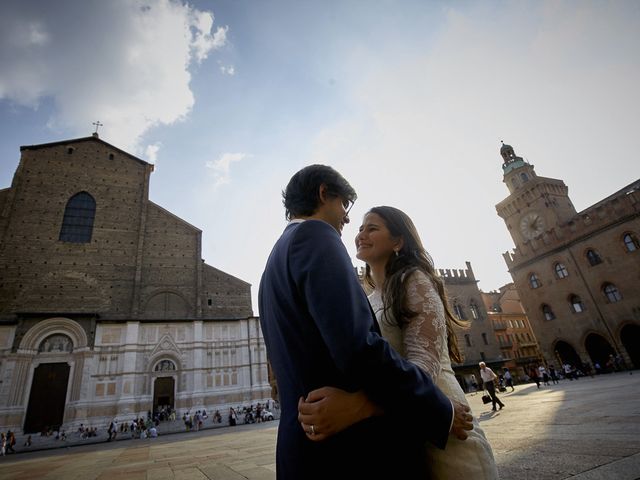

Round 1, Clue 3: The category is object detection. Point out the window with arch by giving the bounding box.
[569,295,585,313]
[529,273,541,289]
[453,302,466,320]
[464,334,472,347]
[154,359,177,371]
[603,283,622,303]
[542,304,555,321]
[554,263,569,279]
[520,172,529,182]
[469,301,480,320]
[59,192,96,243]
[481,333,488,345]
[623,233,639,252]
[586,249,602,266]
[511,178,518,189]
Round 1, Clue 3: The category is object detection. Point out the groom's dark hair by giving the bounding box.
[282,164,357,221]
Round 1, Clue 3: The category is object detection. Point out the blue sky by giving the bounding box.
[1,0,639,313]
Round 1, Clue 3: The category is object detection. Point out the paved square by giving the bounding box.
[1,372,638,479]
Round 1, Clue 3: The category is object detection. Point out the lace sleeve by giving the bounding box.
[402,270,447,381]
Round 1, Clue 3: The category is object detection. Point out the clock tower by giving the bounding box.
[495,142,577,247]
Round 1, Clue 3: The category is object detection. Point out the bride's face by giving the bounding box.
[355,213,402,265]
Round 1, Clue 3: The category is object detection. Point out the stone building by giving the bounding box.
[439,263,504,390]
[482,284,543,381]
[496,142,640,371]
[0,134,270,434]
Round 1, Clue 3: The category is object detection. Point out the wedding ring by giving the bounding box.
[310,424,316,435]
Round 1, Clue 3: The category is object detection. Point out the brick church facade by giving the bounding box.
[496,142,640,372]
[0,134,270,434]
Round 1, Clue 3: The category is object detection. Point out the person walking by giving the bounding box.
[503,368,515,392]
[259,165,472,480]
[480,362,505,411]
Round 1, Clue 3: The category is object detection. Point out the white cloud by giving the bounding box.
[205,152,250,188]
[306,1,640,292]
[220,65,236,76]
[0,0,228,153]
[145,143,161,164]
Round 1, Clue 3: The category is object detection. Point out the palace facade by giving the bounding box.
[496,143,640,371]
[0,134,270,434]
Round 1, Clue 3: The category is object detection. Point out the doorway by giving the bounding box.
[620,324,640,369]
[24,363,70,434]
[553,340,581,368]
[153,376,175,414]
[585,333,615,370]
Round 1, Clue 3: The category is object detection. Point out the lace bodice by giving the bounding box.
[368,269,449,382]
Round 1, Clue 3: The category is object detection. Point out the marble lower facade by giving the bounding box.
[0,316,271,434]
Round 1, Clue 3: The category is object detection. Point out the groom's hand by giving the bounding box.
[451,399,473,440]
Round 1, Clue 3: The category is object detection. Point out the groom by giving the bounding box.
[259,165,472,479]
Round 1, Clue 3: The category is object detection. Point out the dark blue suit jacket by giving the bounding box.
[259,220,453,479]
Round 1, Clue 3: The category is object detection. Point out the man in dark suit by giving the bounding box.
[259,165,472,479]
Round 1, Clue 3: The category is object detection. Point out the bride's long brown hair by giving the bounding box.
[362,206,468,364]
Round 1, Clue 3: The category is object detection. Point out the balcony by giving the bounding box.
[493,322,508,331]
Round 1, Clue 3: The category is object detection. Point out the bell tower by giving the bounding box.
[495,142,577,247]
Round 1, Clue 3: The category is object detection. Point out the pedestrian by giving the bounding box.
[480,362,505,411]
[539,365,550,386]
[259,165,472,479]
[548,364,559,384]
[1,433,5,456]
[563,363,574,380]
[6,431,16,453]
[298,205,498,479]
[503,367,515,392]
[228,407,237,426]
[530,366,541,388]
[23,435,32,447]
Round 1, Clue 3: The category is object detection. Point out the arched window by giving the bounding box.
[529,273,541,289]
[623,233,639,252]
[554,263,569,279]
[464,334,472,347]
[453,302,466,320]
[520,172,529,182]
[542,304,555,321]
[586,249,602,266]
[481,333,488,345]
[469,301,480,320]
[59,192,96,243]
[569,295,585,313]
[603,283,622,303]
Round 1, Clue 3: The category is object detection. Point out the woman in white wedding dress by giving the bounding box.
[298,206,499,479]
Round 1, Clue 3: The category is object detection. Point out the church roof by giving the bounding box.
[20,135,153,169]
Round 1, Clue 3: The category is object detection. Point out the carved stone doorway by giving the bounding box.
[24,363,70,434]
[153,376,175,413]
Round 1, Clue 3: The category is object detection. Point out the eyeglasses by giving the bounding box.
[342,198,354,216]
[328,191,354,216]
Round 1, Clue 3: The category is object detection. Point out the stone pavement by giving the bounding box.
[0,372,638,479]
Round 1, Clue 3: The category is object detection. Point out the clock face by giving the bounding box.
[520,212,545,240]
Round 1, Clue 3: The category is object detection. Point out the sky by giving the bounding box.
[1,0,639,315]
